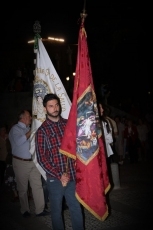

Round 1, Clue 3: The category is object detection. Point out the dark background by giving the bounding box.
[0,0,150,114]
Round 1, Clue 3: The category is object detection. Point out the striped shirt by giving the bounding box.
[35,117,76,180]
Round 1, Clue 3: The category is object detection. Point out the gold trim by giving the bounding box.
[76,192,109,221]
[59,149,76,160]
[105,183,111,194]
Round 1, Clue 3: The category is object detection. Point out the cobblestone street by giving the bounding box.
[0,159,152,230]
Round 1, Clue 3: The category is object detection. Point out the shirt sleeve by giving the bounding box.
[35,128,62,180]
[9,126,27,146]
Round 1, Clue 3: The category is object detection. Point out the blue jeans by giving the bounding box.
[41,176,49,204]
[47,178,84,230]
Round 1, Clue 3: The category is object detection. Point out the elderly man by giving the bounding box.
[9,110,49,217]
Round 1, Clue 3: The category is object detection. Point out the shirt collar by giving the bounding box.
[18,121,27,128]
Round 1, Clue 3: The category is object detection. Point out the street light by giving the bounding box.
[66,76,70,81]
[27,37,65,44]
[48,37,65,42]
[27,40,35,43]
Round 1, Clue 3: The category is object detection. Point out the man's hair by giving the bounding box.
[18,110,26,120]
[43,93,62,115]
[18,109,31,121]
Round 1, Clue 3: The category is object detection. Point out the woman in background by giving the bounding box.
[98,103,114,162]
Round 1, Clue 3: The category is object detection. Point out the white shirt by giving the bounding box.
[102,121,114,157]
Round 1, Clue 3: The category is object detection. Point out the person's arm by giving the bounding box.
[107,117,118,140]
[112,121,118,139]
[9,126,30,146]
[35,128,62,180]
[25,130,31,140]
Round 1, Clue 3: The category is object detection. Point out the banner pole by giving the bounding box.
[33,21,41,79]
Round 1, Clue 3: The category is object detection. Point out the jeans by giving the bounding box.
[47,177,84,230]
[41,176,49,204]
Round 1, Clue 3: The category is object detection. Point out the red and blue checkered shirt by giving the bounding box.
[35,117,76,180]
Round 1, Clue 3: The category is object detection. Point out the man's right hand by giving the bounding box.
[60,173,70,186]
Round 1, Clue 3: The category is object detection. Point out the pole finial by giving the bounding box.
[33,21,41,50]
[33,20,41,34]
[80,0,87,23]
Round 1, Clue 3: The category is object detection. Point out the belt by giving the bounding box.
[13,155,32,161]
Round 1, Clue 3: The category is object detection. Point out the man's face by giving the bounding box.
[45,99,60,119]
[23,111,32,126]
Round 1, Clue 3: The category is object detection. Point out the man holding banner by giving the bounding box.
[35,93,84,230]
[31,11,110,226]
[59,17,110,221]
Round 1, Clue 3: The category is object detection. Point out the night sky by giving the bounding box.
[0,1,150,113]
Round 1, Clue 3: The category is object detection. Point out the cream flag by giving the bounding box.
[30,38,71,179]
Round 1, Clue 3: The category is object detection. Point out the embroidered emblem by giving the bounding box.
[32,76,51,122]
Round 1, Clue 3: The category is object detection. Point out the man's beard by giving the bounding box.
[46,110,60,118]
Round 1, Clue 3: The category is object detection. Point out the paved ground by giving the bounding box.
[0,157,152,230]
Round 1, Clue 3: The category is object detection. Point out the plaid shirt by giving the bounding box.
[35,117,76,180]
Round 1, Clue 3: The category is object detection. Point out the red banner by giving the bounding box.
[60,20,110,221]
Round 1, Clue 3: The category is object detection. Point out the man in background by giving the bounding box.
[9,110,49,217]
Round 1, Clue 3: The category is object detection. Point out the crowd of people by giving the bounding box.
[98,102,152,165]
[0,93,153,230]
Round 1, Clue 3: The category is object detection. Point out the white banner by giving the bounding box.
[30,38,71,179]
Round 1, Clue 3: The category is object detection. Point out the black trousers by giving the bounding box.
[0,161,6,185]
